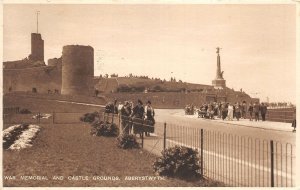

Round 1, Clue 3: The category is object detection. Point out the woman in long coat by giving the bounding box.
[221,103,227,120]
[235,103,242,121]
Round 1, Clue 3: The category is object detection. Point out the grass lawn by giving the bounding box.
[3,94,224,187]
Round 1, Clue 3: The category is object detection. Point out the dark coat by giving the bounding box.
[131,105,144,119]
[253,104,260,113]
[121,106,131,118]
[248,105,253,112]
[260,105,267,114]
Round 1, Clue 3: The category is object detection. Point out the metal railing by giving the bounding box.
[100,114,296,187]
[161,124,295,187]
[2,111,296,187]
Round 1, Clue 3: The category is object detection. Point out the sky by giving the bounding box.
[3,3,296,103]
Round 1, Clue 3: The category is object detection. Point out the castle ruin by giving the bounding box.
[3,32,94,96]
[61,45,94,96]
[3,30,258,107]
[28,33,44,62]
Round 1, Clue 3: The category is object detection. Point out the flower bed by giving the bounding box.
[3,124,40,150]
[32,113,52,119]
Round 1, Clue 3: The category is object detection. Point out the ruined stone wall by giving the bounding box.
[61,45,94,96]
[3,66,61,94]
[48,57,62,70]
[3,59,46,69]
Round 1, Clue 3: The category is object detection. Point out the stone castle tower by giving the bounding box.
[28,33,44,62]
[212,47,226,89]
[61,45,94,96]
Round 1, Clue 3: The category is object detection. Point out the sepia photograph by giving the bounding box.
[2,0,298,188]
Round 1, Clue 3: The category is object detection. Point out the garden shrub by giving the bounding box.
[153,145,201,180]
[80,112,99,123]
[90,120,104,136]
[91,120,119,137]
[117,134,139,149]
[19,109,31,114]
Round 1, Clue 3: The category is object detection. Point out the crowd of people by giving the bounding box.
[267,102,295,108]
[187,101,268,122]
[185,104,196,115]
[105,99,155,136]
[105,99,296,134]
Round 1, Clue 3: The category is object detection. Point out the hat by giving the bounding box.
[138,99,143,105]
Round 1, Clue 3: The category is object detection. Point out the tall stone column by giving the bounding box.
[212,47,226,89]
[216,52,223,79]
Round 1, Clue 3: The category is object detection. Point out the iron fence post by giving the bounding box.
[119,114,121,127]
[163,122,167,151]
[201,128,204,178]
[141,131,144,148]
[270,140,274,187]
[38,111,40,124]
[53,111,55,124]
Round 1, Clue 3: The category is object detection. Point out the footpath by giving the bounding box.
[212,118,294,132]
[183,113,294,132]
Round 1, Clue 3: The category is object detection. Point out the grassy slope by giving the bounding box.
[96,77,213,93]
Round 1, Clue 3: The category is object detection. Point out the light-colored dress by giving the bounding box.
[227,105,234,120]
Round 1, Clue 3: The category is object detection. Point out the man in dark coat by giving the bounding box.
[221,102,227,120]
[241,101,247,119]
[292,109,296,132]
[105,99,118,114]
[131,99,144,119]
[292,119,296,133]
[253,102,260,121]
[248,103,254,121]
[260,103,267,121]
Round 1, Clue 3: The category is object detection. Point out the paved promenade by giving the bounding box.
[178,111,294,133]
[213,118,293,132]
